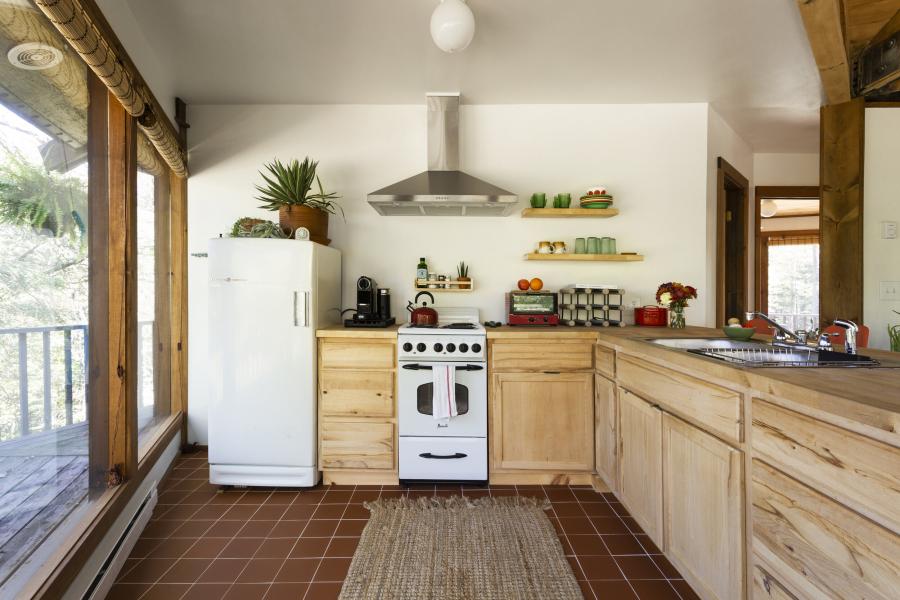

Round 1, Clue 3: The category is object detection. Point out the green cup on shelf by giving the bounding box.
[558,193,571,208]
[530,193,546,208]
[574,237,586,254]
[587,237,600,254]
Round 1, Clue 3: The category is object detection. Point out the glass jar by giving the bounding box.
[669,305,686,329]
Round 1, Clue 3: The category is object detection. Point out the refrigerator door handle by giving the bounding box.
[294,291,310,327]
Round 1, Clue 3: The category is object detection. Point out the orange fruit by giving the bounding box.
[529,277,543,291]
[517,279,530,291]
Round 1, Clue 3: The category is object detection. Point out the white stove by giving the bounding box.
[397,307,487,485]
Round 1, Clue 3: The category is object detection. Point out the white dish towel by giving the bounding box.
[432,364,458,420]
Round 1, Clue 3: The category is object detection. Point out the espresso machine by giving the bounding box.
[344,276,395,327]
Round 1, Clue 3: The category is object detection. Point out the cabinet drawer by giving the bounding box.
[320,370,394,417]
[617,355,741,443]
[751,560,800,600]
[490,340,593,372]
[594,344,615,378]
[320,421,394,470]
[319,341,394,370]
[752,460,900,600]
[752,399,900,533]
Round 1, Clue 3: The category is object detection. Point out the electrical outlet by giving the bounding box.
[880,281,900,301]
[629,298,640,309]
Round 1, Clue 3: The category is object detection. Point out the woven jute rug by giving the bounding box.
[338,495,583,600]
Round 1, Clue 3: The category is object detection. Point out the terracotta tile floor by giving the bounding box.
[107,450,700,600]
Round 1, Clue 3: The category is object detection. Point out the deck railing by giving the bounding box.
[1,321,156,442]
[1,324,89,440]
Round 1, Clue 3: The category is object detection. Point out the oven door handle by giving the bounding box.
[401,364,484,371]
[418,452,468,460]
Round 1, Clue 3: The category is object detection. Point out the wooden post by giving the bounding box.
[819,98,865,325]
[169,171,188,443]
[42,331,51,430]
[18,332,28,436]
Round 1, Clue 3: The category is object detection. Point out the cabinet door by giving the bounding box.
[320,369,394,417]
[617,388,663,546]
[320,420,394,470]
[594,374,617,491]
[491,372,594,471]
[663,413,744,600]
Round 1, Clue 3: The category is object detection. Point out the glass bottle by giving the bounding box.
[416,257,428,282]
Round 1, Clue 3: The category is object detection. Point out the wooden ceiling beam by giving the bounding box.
[797,0,853,104]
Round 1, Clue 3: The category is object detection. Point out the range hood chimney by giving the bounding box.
[367,94,517,216]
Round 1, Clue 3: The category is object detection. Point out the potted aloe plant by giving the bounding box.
[255,157,342,244]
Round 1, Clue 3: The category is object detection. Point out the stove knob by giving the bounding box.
[472,343,482,353]
[434,343,443,352]
[416,343,426,352]
[402,342,413,352]
[446,343,456,352]
[459,343,469,353]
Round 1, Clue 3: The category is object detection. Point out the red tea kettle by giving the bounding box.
[407,291,438,326]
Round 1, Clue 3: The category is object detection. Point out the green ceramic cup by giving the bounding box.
[530,193,546,208]
[559,193,571,208]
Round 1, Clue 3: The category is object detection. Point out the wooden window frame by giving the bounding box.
[754,186,820,315]
[25,65,189,600]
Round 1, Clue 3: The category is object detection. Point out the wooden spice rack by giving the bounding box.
[414,279,474,292]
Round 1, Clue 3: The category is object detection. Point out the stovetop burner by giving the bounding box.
[406,322,478,330]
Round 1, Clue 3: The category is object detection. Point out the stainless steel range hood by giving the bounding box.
[367,94,517,216]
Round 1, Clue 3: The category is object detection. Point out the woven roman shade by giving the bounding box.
[33,0,187,177]
[767,234,819,247]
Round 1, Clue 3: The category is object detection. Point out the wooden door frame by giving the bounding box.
[716,157,750,327]
[754,186,820,314]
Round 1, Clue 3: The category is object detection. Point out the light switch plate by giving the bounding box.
[880,281,900,301]
[883,221,898,239]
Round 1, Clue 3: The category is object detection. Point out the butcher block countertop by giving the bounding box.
[316,324,401,338]
[594,325,900,443]
[315,323,900,440]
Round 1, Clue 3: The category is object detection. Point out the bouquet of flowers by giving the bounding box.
[655,282,698,328]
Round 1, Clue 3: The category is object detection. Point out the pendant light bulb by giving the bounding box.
[760,199,778,218]
[431,0,475,53]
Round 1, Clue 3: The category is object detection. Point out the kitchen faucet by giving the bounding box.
[744,312,805,346]
[832,319,859,355]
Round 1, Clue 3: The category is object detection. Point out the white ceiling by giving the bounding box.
[123,0,823,152]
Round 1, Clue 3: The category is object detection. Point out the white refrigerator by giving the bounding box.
[208,238,341,487]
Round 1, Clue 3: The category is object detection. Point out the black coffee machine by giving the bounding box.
[344,276,395,328]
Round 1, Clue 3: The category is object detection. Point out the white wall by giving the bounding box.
[95,0,177,122]
[706,106,754,323]
[185,103,710,443]
[753,153,819,186]
[863,108,900,351]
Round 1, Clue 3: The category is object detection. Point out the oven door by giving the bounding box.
[398,362,487,437]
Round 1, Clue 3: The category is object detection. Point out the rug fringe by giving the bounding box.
[363,494,551,513]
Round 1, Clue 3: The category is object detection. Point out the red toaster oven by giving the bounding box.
[506,291,559,326]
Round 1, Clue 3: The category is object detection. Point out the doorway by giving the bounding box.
[755,186,820,332]
[716,158,749,326]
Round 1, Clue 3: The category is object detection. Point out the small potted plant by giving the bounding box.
[656,282,698,329]
[255,157,342,244]
[457,261,471,289]
[890,310,900,352]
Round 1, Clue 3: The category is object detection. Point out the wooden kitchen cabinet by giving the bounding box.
[617,388,663,546]
[594,374,617,491]
[663,413,744,600]
[490,371,594,473]
[318,337,397,484]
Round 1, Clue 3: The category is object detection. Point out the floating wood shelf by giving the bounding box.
[524,253,644,262]
[414,278,474,292]
[521,207,619,218]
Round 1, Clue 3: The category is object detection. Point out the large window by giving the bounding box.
[0,2,185,595]
[137,133,172,455]
[0,2,94,588]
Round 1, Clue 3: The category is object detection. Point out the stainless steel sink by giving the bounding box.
[644,338,881,368]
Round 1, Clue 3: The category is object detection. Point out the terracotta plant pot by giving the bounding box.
[278,205,330,245]
[457,276,471,289]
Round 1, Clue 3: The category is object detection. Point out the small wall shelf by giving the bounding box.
[414,279,474,292]
[524,253,644,262]
[521,207,619,218]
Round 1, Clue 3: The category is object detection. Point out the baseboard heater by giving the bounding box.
[84,486,158,600]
